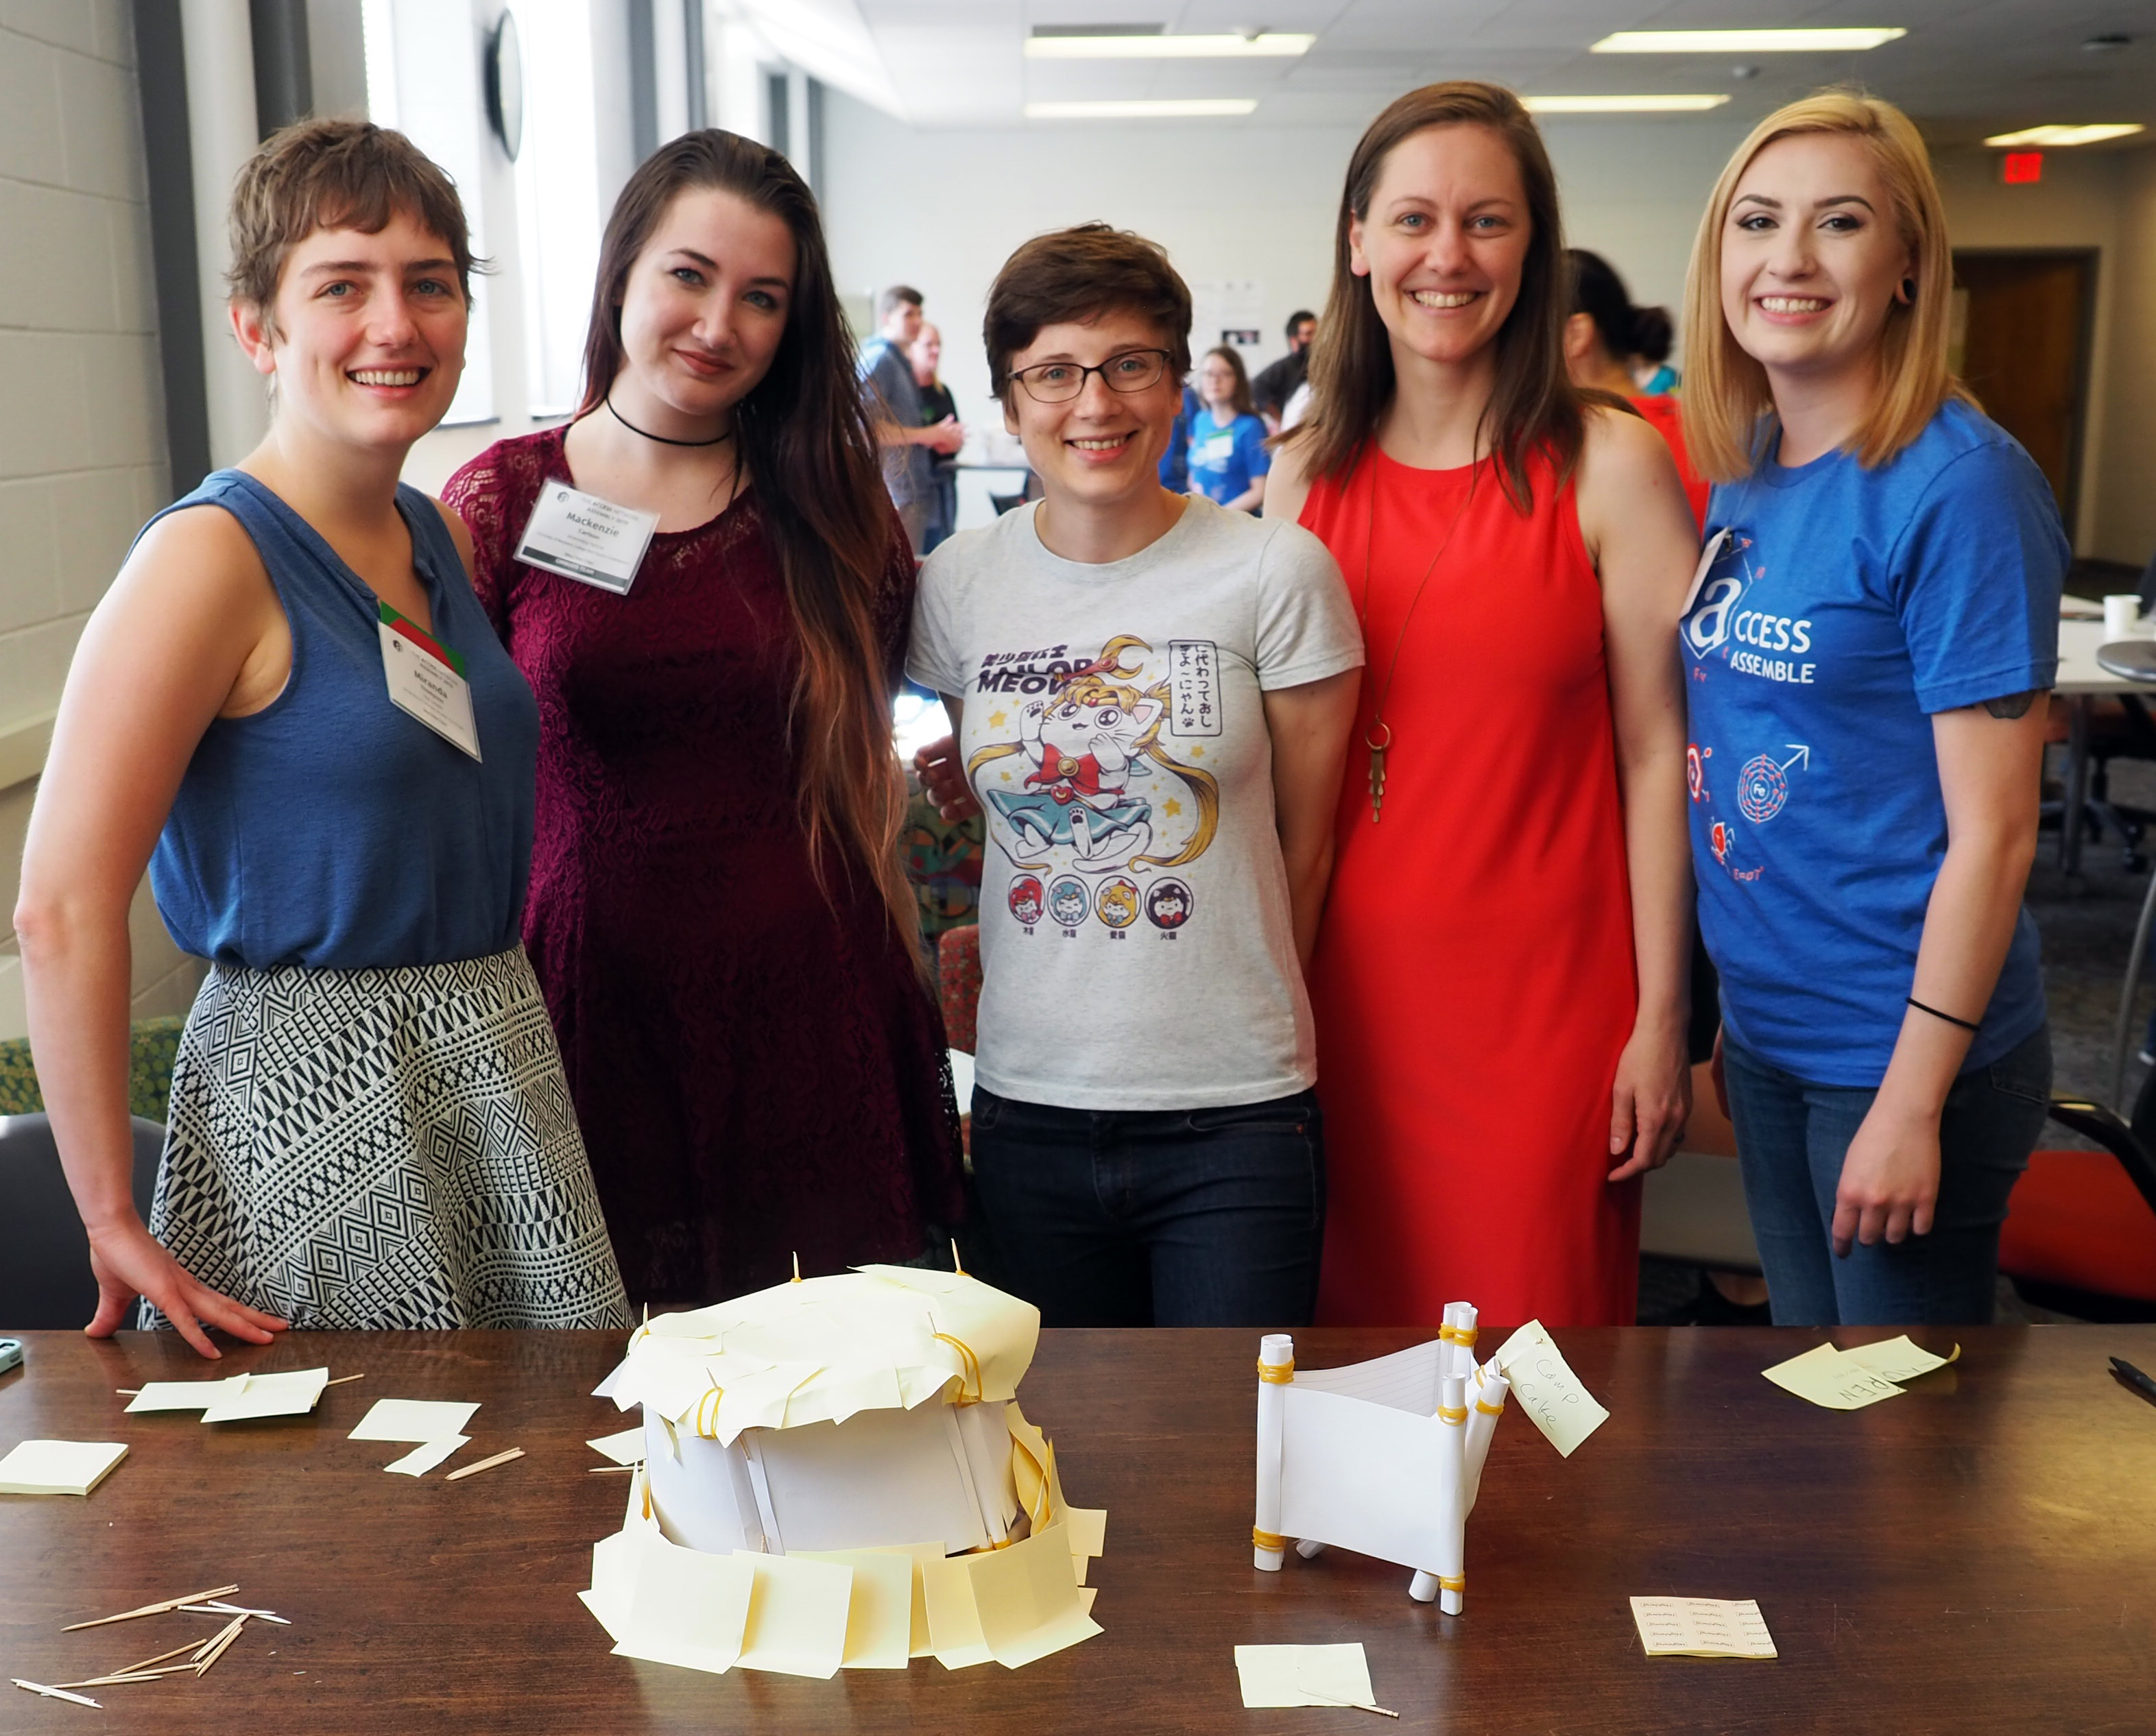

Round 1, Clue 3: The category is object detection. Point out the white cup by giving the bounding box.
[2105,594,2146,640]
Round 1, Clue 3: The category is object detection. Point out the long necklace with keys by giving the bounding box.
[1356,451,1480,821]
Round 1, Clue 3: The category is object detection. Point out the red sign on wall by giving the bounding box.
[2002,152,2044,184]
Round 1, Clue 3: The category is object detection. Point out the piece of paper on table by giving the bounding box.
[1234,1643,1378,1709]
[1631,1596,1777,1659]
[732,1552,853,1678]
[1064,1506,1107,1558]
[0,1440,128,1496]
[1761,1342,1904,1410]
[1843,1336,1960,1384]
[586,1427,645,1466]
[349,1399,480,1441]
[1491,1320,1610,1456]
[383,1435,468,1476]
[920,1551,994,1669]
[964,1521,1101,1669]
[125,1376,251,1413]
[202,1368,330,1423]
[613,1533,756,1674]
[787,1548,913,1669]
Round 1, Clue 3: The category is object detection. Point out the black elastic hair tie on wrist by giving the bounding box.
[1907,996,1981,1033]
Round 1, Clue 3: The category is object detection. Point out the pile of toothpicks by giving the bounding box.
[12,1582,290,1709]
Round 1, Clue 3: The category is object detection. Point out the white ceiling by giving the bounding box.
[738,0,2156,142]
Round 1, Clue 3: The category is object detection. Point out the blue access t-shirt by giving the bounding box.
[1187,410,1269,508]
[1682,399,2066,1085]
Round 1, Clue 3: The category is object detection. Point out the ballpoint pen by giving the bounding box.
[2108,1357,2156,1410]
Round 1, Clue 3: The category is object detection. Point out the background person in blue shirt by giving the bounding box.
[1679,93,2065,1327]
[1184,346,1271,513]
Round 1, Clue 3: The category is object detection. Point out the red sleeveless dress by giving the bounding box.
[1302,442,1640,1328]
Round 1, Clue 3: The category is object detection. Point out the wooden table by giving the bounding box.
[3,1326,2153,1733]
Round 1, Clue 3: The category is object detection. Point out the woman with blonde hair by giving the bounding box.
[1679,93,2065,1325]
[1267,82,1701,1329]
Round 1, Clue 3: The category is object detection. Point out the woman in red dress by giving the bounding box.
[445,132,960,1303]
[1267,84,1701,1327]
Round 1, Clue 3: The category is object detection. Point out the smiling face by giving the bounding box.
[1349,123,1531,375]
[241,211,466,448]
[1002,309,1181,517]
[614,186,795,426]
[1720,132,1912,394]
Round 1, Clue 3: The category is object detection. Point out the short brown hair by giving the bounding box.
[983,224,1191,407]
[227,118,477,334]
[876,283,923,320]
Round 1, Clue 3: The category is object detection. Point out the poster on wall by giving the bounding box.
[1189,279,1267,372]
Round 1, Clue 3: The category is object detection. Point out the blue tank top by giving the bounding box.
[149,471,538,969]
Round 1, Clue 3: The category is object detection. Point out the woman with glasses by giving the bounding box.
[907,224,1363,1327]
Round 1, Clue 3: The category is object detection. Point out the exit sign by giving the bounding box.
[2003,151,2044,184]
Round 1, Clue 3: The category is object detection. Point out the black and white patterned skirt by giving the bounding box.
[145,945,630,1331]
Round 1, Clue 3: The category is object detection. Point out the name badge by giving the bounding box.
[514,482,660,595]
[378,602,481,760]
[1680,527,1733,619]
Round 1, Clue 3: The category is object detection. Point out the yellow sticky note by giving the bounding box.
[1234,1642,1377,1709]
[1492,1320,1610,1457]
[732,1553,853,1678]
[1077,1585,1097,1617]
[921,1552,994,1669]
[1064,1506,1106,1558]
[1631,1596,1777,1659]
[964,1521,1101,1669]
[1844,1336,1959,1384]
[1761,1342,1904,1410]
[787,1548,913,1669]
[612,1534,755,1674]
[586,1427,645,1466]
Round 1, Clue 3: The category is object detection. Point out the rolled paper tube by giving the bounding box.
[1439,1301,1479,1380]
[1436,1373,1468,1611]
[1295,1538,1325,1559]
[1254,1333,1293,1570]
[1463,1369,1509,1515]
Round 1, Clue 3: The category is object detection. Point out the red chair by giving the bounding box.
[936,923,981,1058]
[2000,1098,2156,1321]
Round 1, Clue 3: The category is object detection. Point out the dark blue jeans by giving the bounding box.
[1721,1024,2051,1327]
[968,1087,1324,1328]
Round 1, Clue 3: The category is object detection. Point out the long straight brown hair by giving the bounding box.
[577,131,917,954]
[1283,82,1592,512]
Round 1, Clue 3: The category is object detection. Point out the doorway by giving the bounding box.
[1950,249,2097,529]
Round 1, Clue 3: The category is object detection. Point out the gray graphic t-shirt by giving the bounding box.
[909,496,1363,1109]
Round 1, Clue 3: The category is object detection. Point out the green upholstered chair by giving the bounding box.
[0,1014,187,1124]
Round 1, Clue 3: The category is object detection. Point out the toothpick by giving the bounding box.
[51,1672,167,1688]
[12,1680,101,1708]
[196,1601,288,1623]
[791,1251,802,1283]
[586,1464,636,1473]
[119,1639,211,1674]
[444,1447,525,1482]
[115,1388,141,1396]
[191,1615,246,1663]
[193,1619,248,1676]
[951,1238,966,1277]
[62,1585,241,1630]
[1297,1689,1399,1718]
[324,1373,366,1387]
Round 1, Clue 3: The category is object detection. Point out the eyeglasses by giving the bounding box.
[1009,348,1173,404]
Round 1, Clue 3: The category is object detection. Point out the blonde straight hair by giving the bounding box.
[1679,91,1975,482]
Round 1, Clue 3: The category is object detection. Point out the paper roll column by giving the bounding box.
[1409,1303,1478,1606]
[1463,1364,1509,1515]
[1407,1373,1470,1608]
[1253,1334,1293,1571]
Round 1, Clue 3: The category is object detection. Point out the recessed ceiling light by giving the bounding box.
[1024,99,1260,118]
[1984,123,2146,147]
[1024,32,1313,58]
[1523,94,1732,113]
[1592,28,1906,53]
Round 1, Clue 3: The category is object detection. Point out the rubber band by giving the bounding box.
[1437,1403,1468,1423]
[935,1332,984,1403]
[1257,1360,1295,1384]
[1438,1574,1464,1593]
[1474,1398,1505,1416]
[1253,1526,1287,1552]
[1439,1325,1478,1345]
[694,1382,724,1440]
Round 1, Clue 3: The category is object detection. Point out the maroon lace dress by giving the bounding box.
[444,427,961,1304]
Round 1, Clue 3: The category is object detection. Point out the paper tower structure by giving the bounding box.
[579,1264,1104,1676]
[1251,1301,1509,1613]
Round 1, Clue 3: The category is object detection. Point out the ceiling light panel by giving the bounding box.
[1524,94,1731,113]
[1592,29,1907,53]
[1024,32,1313,58]
[1024,97,1259,117]
[1983,123,2146,147]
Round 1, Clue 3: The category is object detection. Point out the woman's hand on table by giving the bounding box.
[1830,1099,1940,1256]
[84,1217,287,1358]
[1606,1019,1692,1182]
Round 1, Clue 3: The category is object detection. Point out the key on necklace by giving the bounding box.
[1367,738,1389,823]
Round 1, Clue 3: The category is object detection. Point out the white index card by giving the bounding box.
[349,1399,480,1442]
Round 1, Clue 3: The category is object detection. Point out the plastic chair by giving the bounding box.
[1999,1097,2156,1322]
[0,1113,167,1329]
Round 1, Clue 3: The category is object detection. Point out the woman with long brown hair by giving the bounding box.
[444,131,961,1303]
[1266,82,1701,1327]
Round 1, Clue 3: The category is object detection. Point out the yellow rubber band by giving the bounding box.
[1257,1360,1294,1384]
[935,1332,984,1404]
[1439,1574,1464,1593]
[694,1382,725,1440]
[1437,1403,1468,1423]
[1474,1398,1505,1416]
[1253,1526,1286,1552]
[1439,1325,1479,1345]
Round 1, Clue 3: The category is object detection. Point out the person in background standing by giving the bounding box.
[1252,309,1318,434]
[1158,374,1203,494]
[1564,249,1710,529]
[909,322,963,553]
[861,284,963,554]
[444,132,962,1305]
[1680,93,2063,1327]
[1187,346,1271,514]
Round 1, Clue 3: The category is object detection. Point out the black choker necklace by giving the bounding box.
[605,391,735,448]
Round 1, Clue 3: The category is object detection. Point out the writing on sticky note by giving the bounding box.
[1761,1342,1903,1410]
[1843,1336,1959,1385]
[1491,1320,1609,1457]
[1631,1596,1776,1659]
